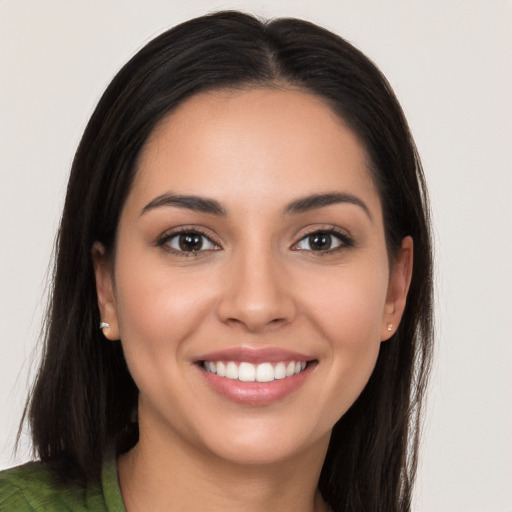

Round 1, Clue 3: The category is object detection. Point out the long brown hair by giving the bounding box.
[23,11,433,511]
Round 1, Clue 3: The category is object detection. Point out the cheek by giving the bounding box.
[297,263,388,408]
[300,262,389,343]
[111,260,221,421]
[112,253,217,361]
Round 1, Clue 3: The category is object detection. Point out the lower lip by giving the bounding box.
[199,364,315,405]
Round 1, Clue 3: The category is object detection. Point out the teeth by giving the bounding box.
[239,362,255,382]
[256,362,274,382]
[226,361,238,379]
[216,361,226,377]
[203,360,308,382]
[274,362,286,380]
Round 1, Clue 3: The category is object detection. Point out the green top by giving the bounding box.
[0,458,126,511]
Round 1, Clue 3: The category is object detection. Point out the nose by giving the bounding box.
[216,248,297,333]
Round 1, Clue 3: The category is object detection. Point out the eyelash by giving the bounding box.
[292,227,354,254]
[156,227,220,257]
[156,226,354,257]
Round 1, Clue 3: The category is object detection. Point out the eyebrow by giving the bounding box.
[283,192,372,221]
[140,191,372,220]
[140,193,226,216]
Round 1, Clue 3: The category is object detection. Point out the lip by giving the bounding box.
[194,347,317,405]
[195,346,312,364]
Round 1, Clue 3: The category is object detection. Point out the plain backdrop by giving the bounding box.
[1,1,511,511]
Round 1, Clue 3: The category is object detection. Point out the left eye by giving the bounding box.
[164,231,218,253]
[294,231,348,252]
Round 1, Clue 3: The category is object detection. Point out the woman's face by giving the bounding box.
[94,88,412,465]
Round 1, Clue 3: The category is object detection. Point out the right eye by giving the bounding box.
[158,230,219,255]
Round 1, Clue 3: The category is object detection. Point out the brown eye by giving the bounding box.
[308,233,333,251]
[294,230,352,253]
[178,233,203,252]
[162,231,219,254]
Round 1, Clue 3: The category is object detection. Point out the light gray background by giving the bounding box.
[1,1,511,511]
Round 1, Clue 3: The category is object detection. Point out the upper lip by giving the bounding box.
[195,346,314,364]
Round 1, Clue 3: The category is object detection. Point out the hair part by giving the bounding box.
[22,11,434,512]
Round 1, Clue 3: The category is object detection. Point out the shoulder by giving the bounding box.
[0,462,57,510]
[0,460,115,511]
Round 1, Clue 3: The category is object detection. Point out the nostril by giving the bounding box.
[216,275,297,332]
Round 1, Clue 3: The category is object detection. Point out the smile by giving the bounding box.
[202,360,307,382]
[196,348,315,404]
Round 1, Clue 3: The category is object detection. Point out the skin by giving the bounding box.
[93,88,412,512]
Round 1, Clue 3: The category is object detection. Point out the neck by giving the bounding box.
[118,420,330,512]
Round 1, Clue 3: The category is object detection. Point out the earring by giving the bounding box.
[387,323,393,332]
[99,321,110,330]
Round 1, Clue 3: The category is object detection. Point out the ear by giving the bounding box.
[381,236,413,341]
[92,242,120,340]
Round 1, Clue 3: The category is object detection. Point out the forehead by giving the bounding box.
[130,87,380,215]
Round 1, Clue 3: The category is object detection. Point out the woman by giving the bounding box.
[0,11,433,512]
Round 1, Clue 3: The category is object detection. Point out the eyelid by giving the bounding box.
[156,226,222,255]
[291,225,354,253]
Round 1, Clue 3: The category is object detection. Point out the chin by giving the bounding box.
[196,416,331,467]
